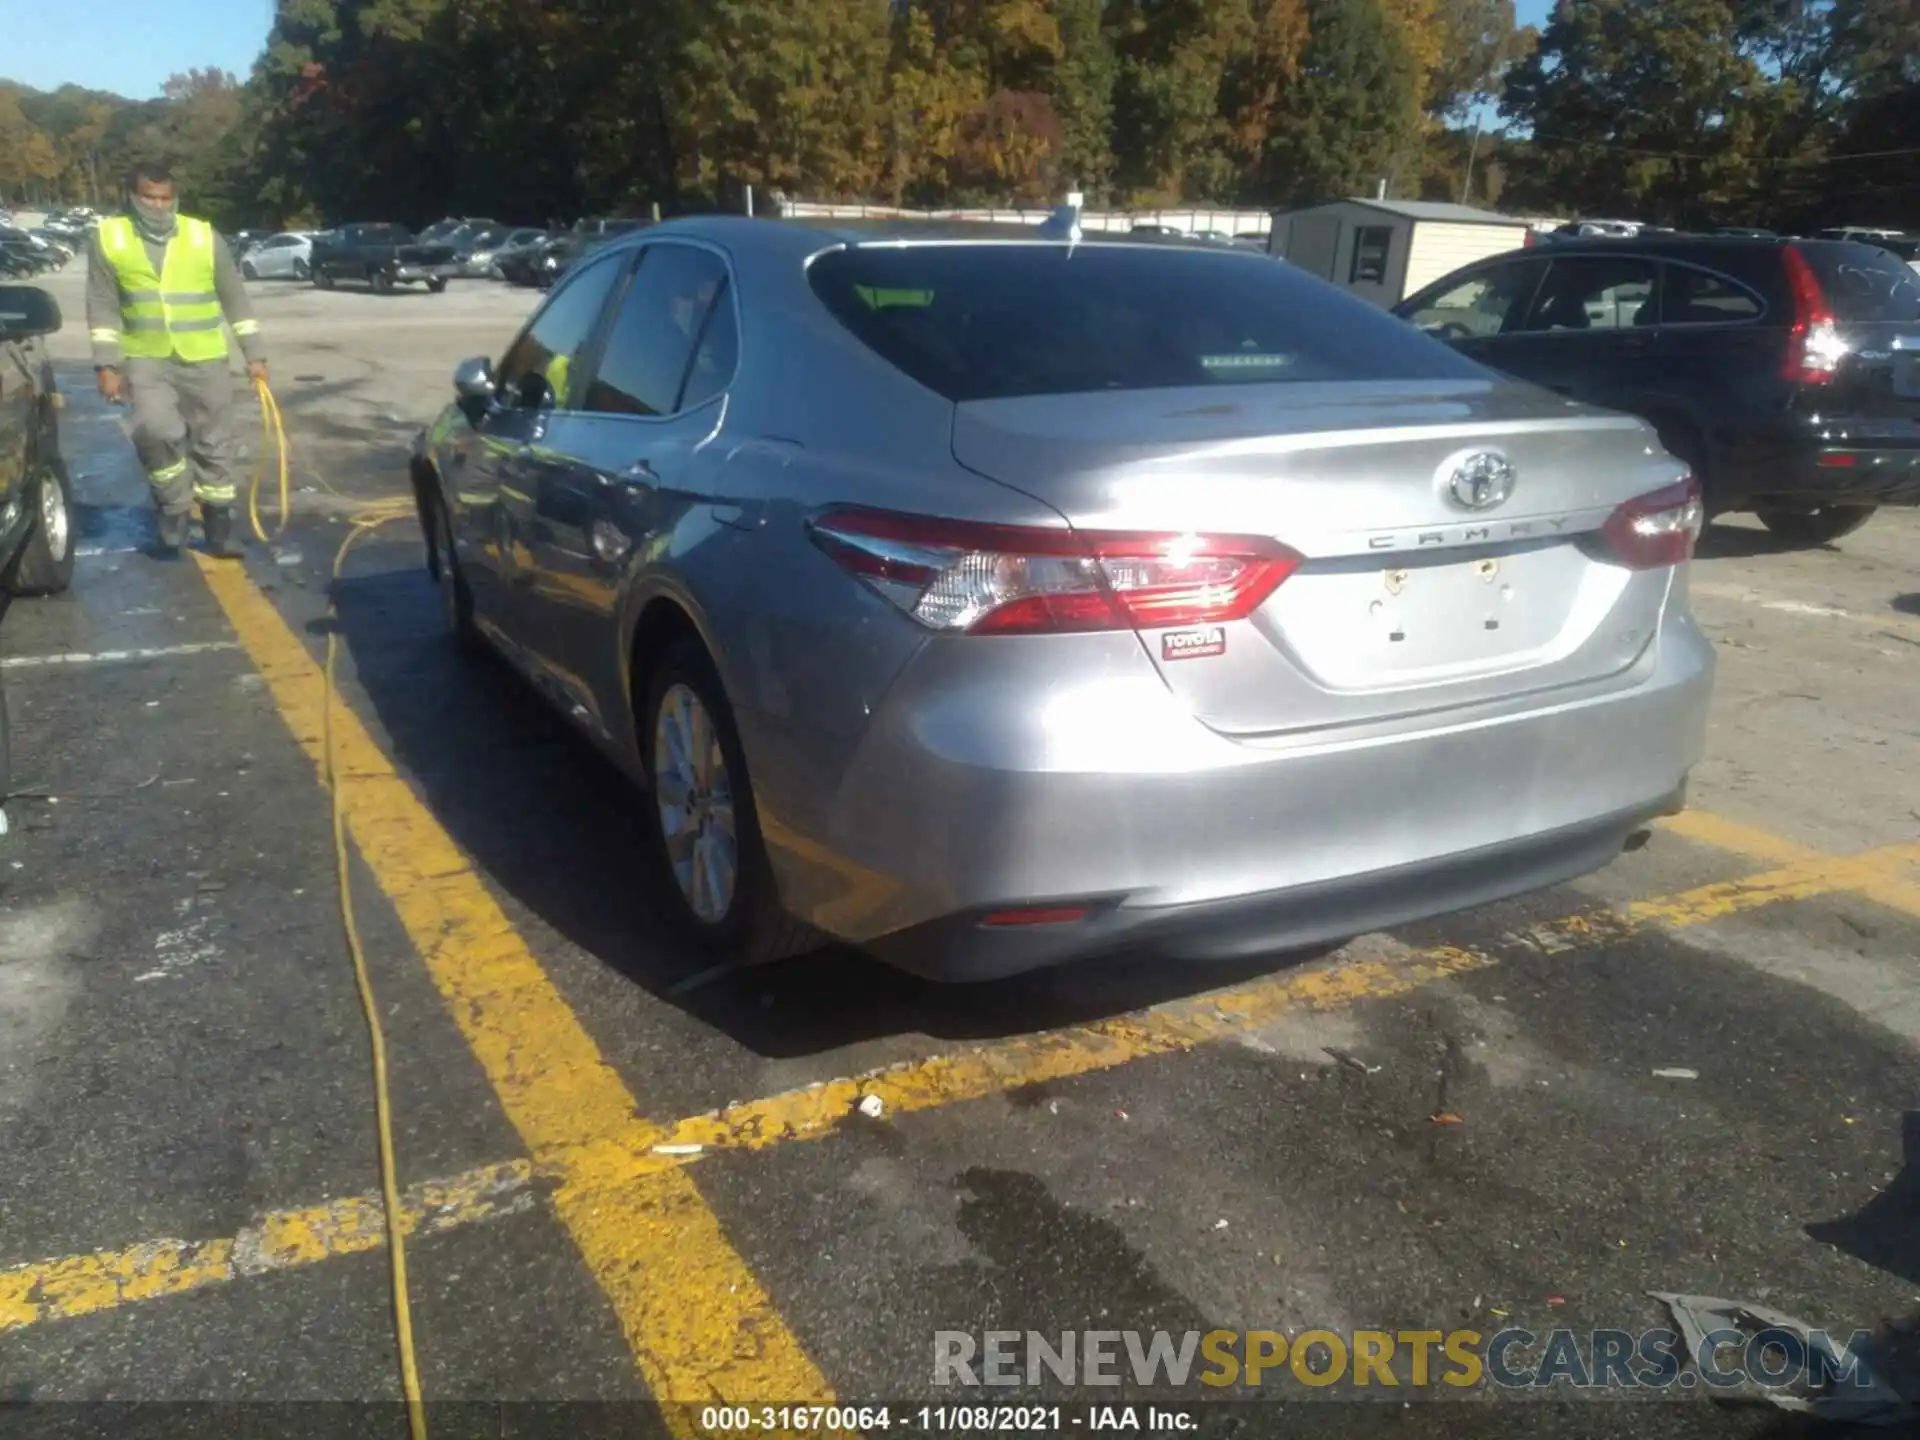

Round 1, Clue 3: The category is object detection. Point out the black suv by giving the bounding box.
[1395,236,1920,544]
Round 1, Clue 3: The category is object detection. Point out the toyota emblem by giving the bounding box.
[1443,451,1517,511]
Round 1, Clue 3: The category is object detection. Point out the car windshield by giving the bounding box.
[1805,242,1920,321]
[807,243,1486,403]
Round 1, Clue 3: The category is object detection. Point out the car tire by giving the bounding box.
[370,269,394,295]
[1753,502,1878,546]
[5,458,77,597]
[293,258,309,280]
[429,494,481,653]
[640,638,817,966]
[241,259,259,280]
[314,267,334,290]
[426,277,447,294]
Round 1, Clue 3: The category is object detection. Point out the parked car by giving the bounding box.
[476,228,551,281]
[310,223,459,293]
[1394,234,1920,545]
[532,218,652,288]
[444,224,520,277]
[0,229,57,277]
[410,216,1710,980]
[0,284,80,814]
[239,231,314,281]
[418,216,502,245]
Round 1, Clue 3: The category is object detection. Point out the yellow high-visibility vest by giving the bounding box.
[97,215,228,363]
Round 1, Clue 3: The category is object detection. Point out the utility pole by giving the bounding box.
[1460,116,1485,205]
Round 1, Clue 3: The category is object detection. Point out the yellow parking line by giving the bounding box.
[19,828,1920,1338]
[0,1161,533,1332]
[1659,809,1826,866]
[1661,810,1920,918]
[192,556,837,1420]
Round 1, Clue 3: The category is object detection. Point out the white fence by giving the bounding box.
[777,198,1274,238]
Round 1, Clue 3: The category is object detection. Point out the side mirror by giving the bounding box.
[0,285,61,341]
[452,355,495,424]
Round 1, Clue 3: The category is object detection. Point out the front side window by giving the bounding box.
[580,244,732,417]
[495,253,627,410]
[1402,262,1545,339]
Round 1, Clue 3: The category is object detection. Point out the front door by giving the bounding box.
[456,250,629,644]
[522,241,738,738]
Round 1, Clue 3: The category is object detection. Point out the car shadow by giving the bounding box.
[1894,593,1920,618]
[1695,521,1825,560]
[327,556,1330,1060]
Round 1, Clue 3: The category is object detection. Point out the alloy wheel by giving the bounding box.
[652,683,738,924]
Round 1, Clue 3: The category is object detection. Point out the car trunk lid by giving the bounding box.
[951,378,1691,737]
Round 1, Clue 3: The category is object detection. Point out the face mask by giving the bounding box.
[131,197,177,236]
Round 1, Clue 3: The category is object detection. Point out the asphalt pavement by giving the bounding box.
[2,262,1917,1440]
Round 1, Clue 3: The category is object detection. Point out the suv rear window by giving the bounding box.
[1802,242,1920,322]
[807,243,1487,403]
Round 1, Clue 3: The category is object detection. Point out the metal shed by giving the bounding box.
[1268,199,1533,306]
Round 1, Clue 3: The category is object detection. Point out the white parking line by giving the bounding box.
[0,642,241,670]
[1691,581,1919,631]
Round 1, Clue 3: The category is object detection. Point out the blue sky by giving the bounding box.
[1,0,1556,102]
[0,0,273,98]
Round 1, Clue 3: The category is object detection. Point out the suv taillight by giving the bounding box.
[1599,476,1704,569]
[1782,245,1845,384]
[808,507,1302,635]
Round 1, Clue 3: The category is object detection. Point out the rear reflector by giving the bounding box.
[808,507,1303,636]
[1782,246,1845,385]
[979,905,1091,927]
[1599,475,1704,569]
[1817,452,1858,467]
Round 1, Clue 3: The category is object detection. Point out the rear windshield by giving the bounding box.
[1804,242,1920,322]
[806,243,1488,402]
[354,224,413,246]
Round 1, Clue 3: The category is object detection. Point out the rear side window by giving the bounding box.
[1661,266,1764,325]
[807,244,1486,402]
[1802,243,1920,322]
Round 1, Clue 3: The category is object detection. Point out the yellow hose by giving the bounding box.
[251,377,429,1440]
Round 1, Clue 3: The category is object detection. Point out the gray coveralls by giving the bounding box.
[85,218,266,517]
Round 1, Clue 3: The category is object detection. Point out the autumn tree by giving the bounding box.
[1260,0,1424,204]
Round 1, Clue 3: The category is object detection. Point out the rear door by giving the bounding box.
[524,241,738,735]
[1472,254,1660,407]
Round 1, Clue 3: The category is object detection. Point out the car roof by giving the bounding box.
[604,213,1258,262]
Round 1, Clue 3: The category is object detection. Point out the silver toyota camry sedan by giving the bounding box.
[410,215,1714,981]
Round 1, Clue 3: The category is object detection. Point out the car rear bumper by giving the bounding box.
[393,262,457,282]
[757,604,1716,981]
[1722,437,1920,507]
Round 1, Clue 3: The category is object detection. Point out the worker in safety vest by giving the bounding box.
[86,160,267,557]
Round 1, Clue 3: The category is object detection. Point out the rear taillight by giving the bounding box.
[807,507,1302,636]
[1782,245,1846,384]
[1599,476,1704,569]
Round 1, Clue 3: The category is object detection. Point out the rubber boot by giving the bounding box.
[201,504,243,559]
[154,507,191,556]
